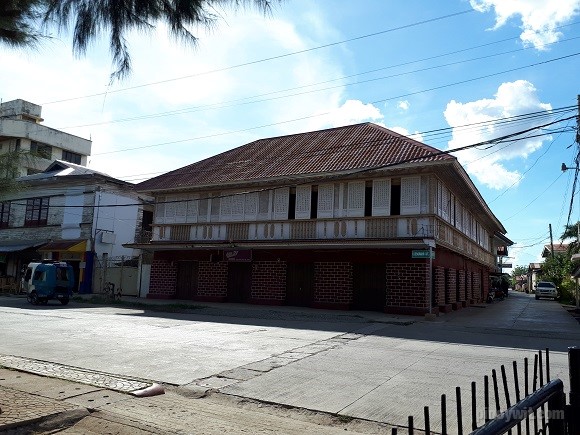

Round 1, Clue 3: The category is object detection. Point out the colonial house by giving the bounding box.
[0,161,152,294]
[0,99,92,177]
[132,123,512,314]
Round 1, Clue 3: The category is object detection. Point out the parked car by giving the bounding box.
[22,261,74,305]
[534,281,559,300]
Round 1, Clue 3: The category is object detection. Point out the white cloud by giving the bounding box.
[444,80,552,189]
[323,99,384,128]
[398,100,410,111]
[470,0,580,49]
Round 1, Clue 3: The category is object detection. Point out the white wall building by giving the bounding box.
[0,99,92,177]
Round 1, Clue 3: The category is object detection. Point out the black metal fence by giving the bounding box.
[391,347,580,434]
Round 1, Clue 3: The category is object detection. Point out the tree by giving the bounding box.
[0,0,282,81]
[561,222,580,255]
[0,0,46,49]
[538,252,571,287]
[511,265,527,288]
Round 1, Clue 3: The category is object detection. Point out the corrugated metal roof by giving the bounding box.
[137,123,454,191]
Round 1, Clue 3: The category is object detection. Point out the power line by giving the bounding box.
[40,9,475,105]
[89,51,580,157]
[7,116,575,208]
[56,35,580,131]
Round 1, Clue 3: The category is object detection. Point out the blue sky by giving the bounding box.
[1,0,580,271]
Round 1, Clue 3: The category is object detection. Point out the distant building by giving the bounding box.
[0,99,91,177]
[541,243,569,258]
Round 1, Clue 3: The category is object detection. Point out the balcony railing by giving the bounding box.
[149,215,495,266]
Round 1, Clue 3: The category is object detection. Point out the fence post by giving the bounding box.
[569,346,580,434]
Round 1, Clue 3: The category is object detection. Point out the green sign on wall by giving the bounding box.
[412,250,435,259]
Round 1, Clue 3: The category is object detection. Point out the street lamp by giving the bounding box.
[562,163,579,172]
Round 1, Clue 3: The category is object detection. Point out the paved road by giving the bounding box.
[0,291,578,432]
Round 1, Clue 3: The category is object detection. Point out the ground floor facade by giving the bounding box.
[146,246,490,315]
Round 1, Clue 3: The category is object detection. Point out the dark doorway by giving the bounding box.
[176,261,199,299]
[391,184,401,215]
[286,263,314,307]
[227,262,252,302]
[353,263,386,311]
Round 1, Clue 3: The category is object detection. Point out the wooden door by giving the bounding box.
[176,261,199,300]
[353,263,386,311]
[227,262,252,302]
[286,263,314,307]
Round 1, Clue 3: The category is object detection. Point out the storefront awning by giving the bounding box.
[0,240,49,253]
[38,239,87,253]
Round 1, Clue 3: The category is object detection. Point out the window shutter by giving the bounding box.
[372,179,391,216]
[347,181,365,217]
[400,176,421,215]
[441,186,449,221]
[244,192,258,220]
[186,194,199,223]
[198,198,209,222]
[317,184,334,218]
[175,195,187,223]
[295,185,311,220]
[220,194,232,221]
[273,187,289,220]
[164,195,176,223]
[258,191,270,220]
[155,196,165,223]
[231,193,245,221]
[210,195,220,222]
[437,181,442,217]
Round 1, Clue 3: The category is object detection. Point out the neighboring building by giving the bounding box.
[541,243,568,259]
[0,99,92,177]
[0,161,152,294]
[132,123,512,314]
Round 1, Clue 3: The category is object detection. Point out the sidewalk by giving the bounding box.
[0,362,392,434]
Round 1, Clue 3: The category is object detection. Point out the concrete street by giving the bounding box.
[1,291,579,433]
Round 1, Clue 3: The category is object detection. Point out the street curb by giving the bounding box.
[0,408,90,432]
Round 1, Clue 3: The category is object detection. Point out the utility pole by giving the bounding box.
[549,223,554,260]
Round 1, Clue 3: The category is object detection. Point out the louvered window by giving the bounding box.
[244,192,258,220]
[347,181,365,217]
[210,195,220,222]
[273,187,289,220]
[318,184,334,218]
[441,186,450,221]
[295,185,311,219]
[372,179,391,216]
[400,176,421,215]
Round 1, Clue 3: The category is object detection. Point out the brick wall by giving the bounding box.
[473,271,482,302]
[445,268,457,304]
[458,270,466,302]
[386,263,428,308]
[198,261,227,298]
[434,266,445,305]
[251,261,287,301]
[314,262,352,305]
[466,270,473,303]
[148,259,177,297]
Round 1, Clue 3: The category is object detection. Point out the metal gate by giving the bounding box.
[93,254,139,297]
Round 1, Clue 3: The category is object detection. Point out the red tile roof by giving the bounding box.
[136,123,455,191]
